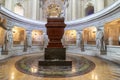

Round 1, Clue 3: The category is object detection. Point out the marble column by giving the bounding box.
[5,0,13,10]
[40,7,43,21]
[24,0,32,19]
[77,0,81,19]
[72,0,76,20]
[31,0,37,20]
[66,0,72,21]
[81,0,84,18]
[95,0,104,12]
[39,0,43,21]
[36,0,41,20]
[23,30,32,52]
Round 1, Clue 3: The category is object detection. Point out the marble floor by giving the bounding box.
[0,53,120,80]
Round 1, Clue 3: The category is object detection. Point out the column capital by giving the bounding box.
[96,25,104,30]
[96,27,104,31]
[6,20,14,29]
[79,30,84,33]
[26,30,32,33]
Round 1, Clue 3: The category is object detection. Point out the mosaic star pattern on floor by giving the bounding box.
[0,53,120,80]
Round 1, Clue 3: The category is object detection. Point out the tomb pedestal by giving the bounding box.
[39,18,72,68]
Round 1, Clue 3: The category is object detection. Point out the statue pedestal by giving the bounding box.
[1,51,9,55]
[39,18,72,68]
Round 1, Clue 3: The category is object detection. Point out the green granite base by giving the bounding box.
[45,48,66,60]
[39,60,72,68]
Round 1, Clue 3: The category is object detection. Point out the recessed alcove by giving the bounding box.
[104,19,120,45]
[32,30,44,46]
[64,30,77,46]
[0,27,5,46]
[83,27,97,45]
[12,26,26,46]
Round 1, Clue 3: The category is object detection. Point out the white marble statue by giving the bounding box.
[7,30,13,48]
[27,33,32,47]
[2,29,13,51]
[61,34,66,47]
[43,33,49,48]
[96,31,102,49]
[76,32,81,47]
[96,31,106,50]
[108,37,112,45]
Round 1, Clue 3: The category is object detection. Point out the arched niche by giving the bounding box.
[104,18,120,45]
[83,26,97,45]
[12,26,26,45]
[14,3,24,16]
[85,5,94,16]
[64,30,77,46]
[0,27,5,46]
[32,30,44,46]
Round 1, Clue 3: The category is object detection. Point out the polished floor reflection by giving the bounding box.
[0,53,120,80]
